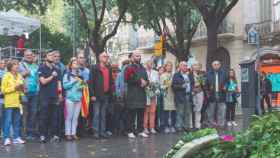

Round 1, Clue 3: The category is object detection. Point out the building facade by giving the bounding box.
[191,0,280,80]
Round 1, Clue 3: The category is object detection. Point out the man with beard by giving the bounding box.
[124,51,149,138]
[19,50,39,140]
[38,51,63,143]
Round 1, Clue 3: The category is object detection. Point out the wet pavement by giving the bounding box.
[0,115,244,158]
[0,134,180,158]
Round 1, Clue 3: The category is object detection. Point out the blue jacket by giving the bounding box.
[172,71,194,105]
[19,61,39,95]
[115,66,127,98]
[63,72,83,102]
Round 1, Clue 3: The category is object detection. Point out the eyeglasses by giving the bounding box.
[101,55,109,58]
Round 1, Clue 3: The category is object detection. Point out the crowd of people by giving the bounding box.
[0,49,242,146]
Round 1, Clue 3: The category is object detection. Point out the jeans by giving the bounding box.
[0,99,3,130]
[193,92,204,128]
[25,94,38,137]
[176,94,192,129]
[226,102,236,121]
[3,108,21,139]
[65,100,81,136]
[144,97,157,129]
[39,96,61,138]
[207,102,226,127]
[127,108,145,134]
[92,96,109,135]
[156,93,164,129]
[261,95,272,114]
[163,110,176,128]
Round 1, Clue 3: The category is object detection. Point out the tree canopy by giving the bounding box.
[0,0,49,14]
[65,0,129,59]
[128,0,201,61]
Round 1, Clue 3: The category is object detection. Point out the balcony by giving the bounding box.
[192,20,235,43]
[245,20,280,45]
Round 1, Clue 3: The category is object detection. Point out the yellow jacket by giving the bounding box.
[1,72,24,108]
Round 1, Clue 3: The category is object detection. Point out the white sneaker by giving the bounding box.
[150,128,157,134]
[227,121,232,127]
[164,127,170,134]
[13,138,26,144]
[128,133,136,139]
[143,128,150,134]
[138,132,149,138]
[4,138,11,146]
[232,121,238,127]
[170,127,176,133]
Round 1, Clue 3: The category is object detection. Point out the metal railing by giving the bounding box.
[0,47,44,62]
[193,20,235,40]
[273,20,280,32]
[245,20,280,36]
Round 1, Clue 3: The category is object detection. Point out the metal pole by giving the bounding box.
[256,32,262,115]
[40,23,42,61]
[72,3,76,57]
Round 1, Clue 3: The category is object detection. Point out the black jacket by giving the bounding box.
[89,64,113,101]
[172,71,194,105]
[206,68,228,102]
[125,63,148,109]
[260,78,272,96]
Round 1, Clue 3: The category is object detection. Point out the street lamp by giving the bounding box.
[248,25,262,115]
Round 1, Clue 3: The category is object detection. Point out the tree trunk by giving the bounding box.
[206,23,218,69]
[176,49,187,62]
[89,34,105,63]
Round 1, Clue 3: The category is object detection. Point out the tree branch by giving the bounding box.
[191,0,209,17]
[161,18,177,48]
[98,0,106,28]
[102,3,128,47]
[217,0,239,25]
[91,0,98,22]
[74,0,90,34]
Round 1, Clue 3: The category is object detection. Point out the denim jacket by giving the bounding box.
[63,72,83,102]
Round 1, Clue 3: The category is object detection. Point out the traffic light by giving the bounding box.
[154,35,165,57]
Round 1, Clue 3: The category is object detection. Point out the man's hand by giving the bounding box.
[140,78,147,87]
[15,84,24,91]
[23,70,31,77]
[52,71,58,77]
[91,96,96,101]
[58,94,63,103]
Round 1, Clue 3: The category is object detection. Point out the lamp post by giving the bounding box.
[248,26,262,115]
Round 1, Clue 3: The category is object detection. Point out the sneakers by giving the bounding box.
[13,138,26,144]
[164,127,170,134]
[150,128,157,134]
[106,131,113,137]
[4,138,11,146]
[50,135,61,143]
[40,136,47,143]
[227,121,232,127]
[232,121,238,127]
[170,127,176,133]
[72,135,80,140]
[128,133,136,139]
[138,132,149,138]
[143,128,150,134]
[65,135,72,141]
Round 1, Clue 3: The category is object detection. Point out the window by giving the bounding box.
[259,0,272,22]
[274,0,280,22]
